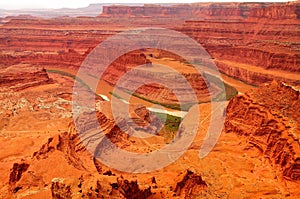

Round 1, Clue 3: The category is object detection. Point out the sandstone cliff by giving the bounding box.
[101,2,299,20]
[249,3,300,19]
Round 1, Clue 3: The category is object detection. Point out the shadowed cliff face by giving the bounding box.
[225,81,300,180]
[173,170,207,198]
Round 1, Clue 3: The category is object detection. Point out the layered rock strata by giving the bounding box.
[0,64,51,91]
[225,81,300,180]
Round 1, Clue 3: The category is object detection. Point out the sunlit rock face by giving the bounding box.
[225,81,300,180]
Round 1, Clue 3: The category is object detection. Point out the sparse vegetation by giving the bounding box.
[203,73,238,101]
[153,112,182,143]
[154,112,182,132]
[87,73,98,79]
[109,91,123,99]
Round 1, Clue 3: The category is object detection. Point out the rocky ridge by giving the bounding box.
[0,64,51,91]
[225,81,300,180]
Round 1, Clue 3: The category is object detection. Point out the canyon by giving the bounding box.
[0,3,298,87]
[0,1,299,199]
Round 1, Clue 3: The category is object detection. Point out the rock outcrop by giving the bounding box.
[225,81,300,180]
[112,178,152,199]
[9,162,30,193]
[173,170,207,198]
[51,177,104,199]
[32,132,86,170]
[102,50,152,86]
[9,163,30,185]
[51,178,72,199]
[0,64,51,91]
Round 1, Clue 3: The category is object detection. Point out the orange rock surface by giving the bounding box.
[0,64,51,91]
[0,2,299,199]
[225,81,300,180]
